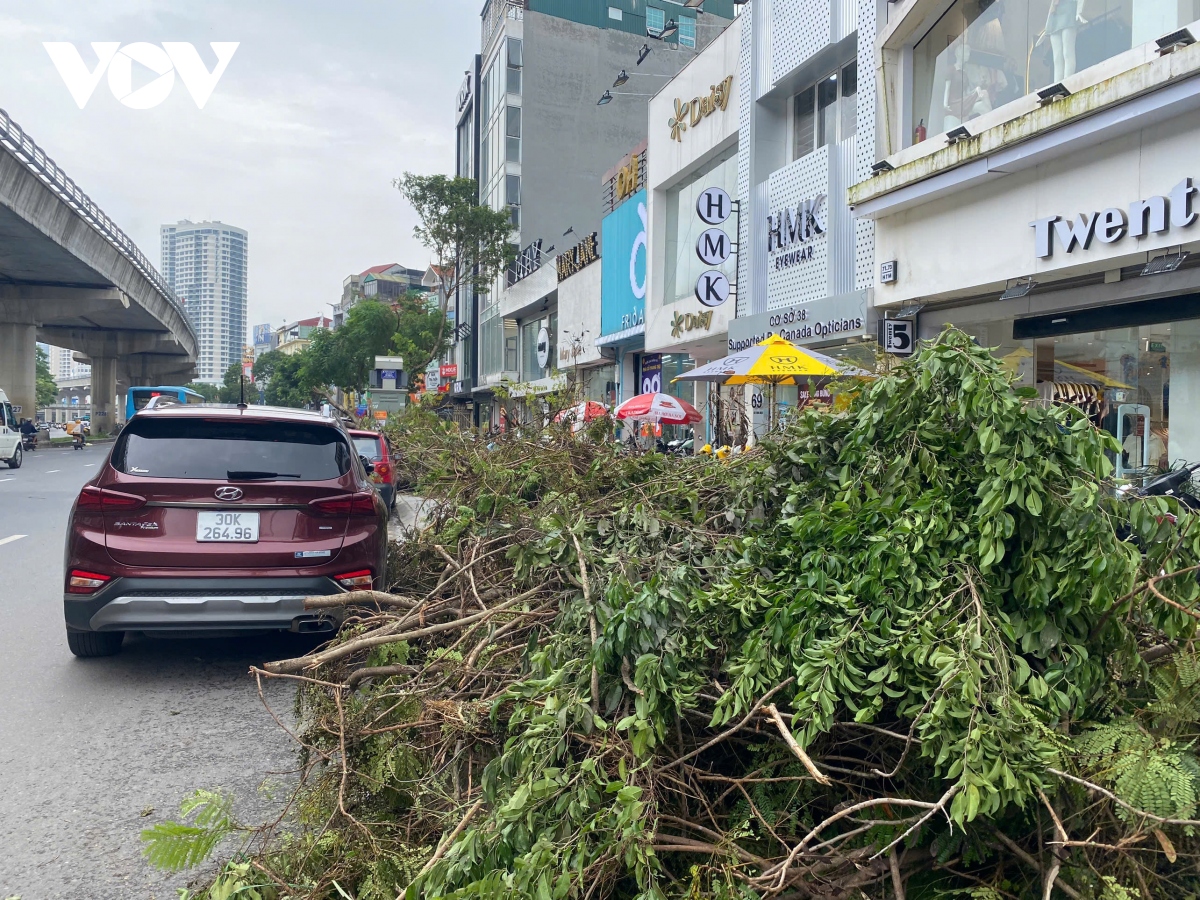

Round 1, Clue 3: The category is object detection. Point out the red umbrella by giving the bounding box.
[613,392,703,425]
[553,401,609,424]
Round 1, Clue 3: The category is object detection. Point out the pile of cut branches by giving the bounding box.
[153,331,1200,900]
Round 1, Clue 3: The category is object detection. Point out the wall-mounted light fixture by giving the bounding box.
[1156,27,1196,54]
[999,276,1037,300]
[1142,249,1189,275]
[1036,82,1071,104]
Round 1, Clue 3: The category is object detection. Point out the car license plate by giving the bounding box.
[196,511,260,542]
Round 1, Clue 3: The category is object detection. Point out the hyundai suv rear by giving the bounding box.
[63,405,388,657]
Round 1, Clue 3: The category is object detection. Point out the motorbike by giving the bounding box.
[20,432,38,451]
[1132,461,1200,511]
[666,436,694,456]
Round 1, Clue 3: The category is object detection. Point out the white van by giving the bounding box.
[0,389,23,468]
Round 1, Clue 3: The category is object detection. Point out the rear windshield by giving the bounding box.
[352,436,384,461]
[112,418,352,480]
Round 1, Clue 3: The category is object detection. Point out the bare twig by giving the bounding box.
[763,704,831,786]
[1038,789,1068,900]
[660,678,795,771]
[991,830,1082,900]
[888,848,905,900]
[398,797,484,898]
[1048,768,1200,827]
[264,592,535,674]
[570,530,601,715]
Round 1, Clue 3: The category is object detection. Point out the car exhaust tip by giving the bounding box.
[290,616,336,634]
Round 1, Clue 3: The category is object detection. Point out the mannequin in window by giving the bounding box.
[1042,0,1088,82]
[943,43,1002,128]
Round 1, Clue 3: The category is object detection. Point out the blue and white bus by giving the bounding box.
[126,386,206,420]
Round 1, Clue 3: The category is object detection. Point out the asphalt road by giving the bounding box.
[0,442,319,899]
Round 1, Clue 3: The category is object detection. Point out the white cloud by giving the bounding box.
[0,0,477,334]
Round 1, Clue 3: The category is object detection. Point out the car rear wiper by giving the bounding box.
[226,470,303,480]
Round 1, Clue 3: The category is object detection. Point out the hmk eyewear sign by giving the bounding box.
[600,188,648,336]
[694,187,733,308]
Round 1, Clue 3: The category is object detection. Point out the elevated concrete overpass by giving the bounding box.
[0,107,196,433]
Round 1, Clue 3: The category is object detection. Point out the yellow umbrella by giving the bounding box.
[673,335,867,385]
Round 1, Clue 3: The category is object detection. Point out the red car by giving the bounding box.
[349,428,397,513]
[63,405,388,657]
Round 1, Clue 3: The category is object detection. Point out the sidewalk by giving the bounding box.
[388,494,434,541]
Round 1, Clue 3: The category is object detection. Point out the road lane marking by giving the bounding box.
[0,535,27,546]
[0,478,12,483]
[45,469,60,474]
[84,464,94,467]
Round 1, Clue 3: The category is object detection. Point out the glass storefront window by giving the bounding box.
[948,313,1200,482]
[582,364,617,405]
[519,315,556,381]
[665,148,738,306]
[793,61,857,159]
[911,0,1199,145]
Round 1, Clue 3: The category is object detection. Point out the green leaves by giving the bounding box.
[141,790,239,872]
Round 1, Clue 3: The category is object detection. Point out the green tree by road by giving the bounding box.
[35,347,57,408]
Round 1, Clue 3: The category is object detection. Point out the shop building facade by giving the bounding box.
[854,7,1200,476]
[645,15,742,440]
[730,0,881,433]
[454,0,737,428]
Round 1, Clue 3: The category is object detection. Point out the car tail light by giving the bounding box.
[310,493,377,517]
[374,461,391,482]
[76,486,147,511]
[335,569,373,589]
[67,569,111,594]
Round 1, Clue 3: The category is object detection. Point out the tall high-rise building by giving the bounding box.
[160,220,249,384]
[45,343,90,381]
[453,0,737,424]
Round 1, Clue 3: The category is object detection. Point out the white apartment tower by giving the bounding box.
[46,344,90,381]
[160,220,249,384]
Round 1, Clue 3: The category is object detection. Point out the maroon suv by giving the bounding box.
[63,405,388,657]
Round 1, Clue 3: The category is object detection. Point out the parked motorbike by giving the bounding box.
[666,436,694,456]
[1133,460,1200,511]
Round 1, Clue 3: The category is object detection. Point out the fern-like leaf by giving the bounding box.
[141,789,239,871]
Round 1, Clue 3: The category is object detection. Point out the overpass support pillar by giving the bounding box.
[0,323,37,422]
[91,356,117,436]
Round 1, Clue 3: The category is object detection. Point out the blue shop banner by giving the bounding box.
[600,188,647,336]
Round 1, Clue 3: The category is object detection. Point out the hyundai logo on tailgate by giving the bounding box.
[214,486,243,501]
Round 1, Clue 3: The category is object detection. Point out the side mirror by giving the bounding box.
[360,455,374,475]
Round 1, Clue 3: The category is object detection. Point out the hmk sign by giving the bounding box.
[44,42,239,109]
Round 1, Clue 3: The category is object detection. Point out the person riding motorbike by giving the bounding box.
[19,418,38,450]
[68,418,86,449]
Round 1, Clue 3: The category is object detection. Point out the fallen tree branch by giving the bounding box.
[888,847,905,900]
[398,797,484,899]
[570,530,601,715]
[763,704,832,786]
[872,782,960,860]
[991,830,1081,900]
[758,791,954,890]
[1039,789,1069,900]
[660,678,795,771]
[303,590,421,610]
[1048,767,1200,827]
[264,592,538,674]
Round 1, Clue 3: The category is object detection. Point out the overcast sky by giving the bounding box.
[0,0,479,335]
